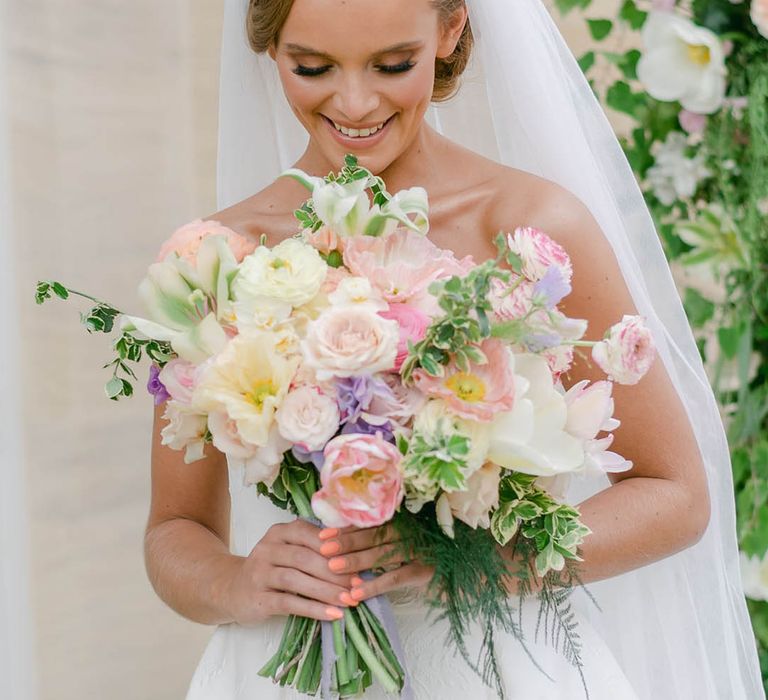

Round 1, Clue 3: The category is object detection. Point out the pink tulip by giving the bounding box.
[413,338,515,421]
[312,433,404,528]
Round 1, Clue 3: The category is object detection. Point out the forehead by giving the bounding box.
[280,0,439,54]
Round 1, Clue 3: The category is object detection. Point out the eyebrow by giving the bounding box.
[282,40,423,60]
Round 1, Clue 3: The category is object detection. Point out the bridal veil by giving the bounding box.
[216,0,764,696]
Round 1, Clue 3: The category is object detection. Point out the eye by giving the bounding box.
[292,64,332,77]
[376,60,416,75]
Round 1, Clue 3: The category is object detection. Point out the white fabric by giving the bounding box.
[209,0,765,698]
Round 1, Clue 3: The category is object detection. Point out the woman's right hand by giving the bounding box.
[224,519,358,624]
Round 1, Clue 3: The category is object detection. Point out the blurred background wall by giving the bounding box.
[3,1,620,698]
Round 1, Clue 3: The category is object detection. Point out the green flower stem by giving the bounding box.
[357,602,404,678]
[343,608,399,693]
[332,619,351,687]
[285,473,314,519]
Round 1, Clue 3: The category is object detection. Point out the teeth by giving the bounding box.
[332,120,386,137]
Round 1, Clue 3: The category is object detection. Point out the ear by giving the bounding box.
[436,6,468,59]
[267,43,277,61]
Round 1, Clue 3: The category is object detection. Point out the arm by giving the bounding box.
[144,402,356,625]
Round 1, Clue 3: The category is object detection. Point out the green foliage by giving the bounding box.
[35,280,172,400]
[403,430,471,495]
[587,19,613,41]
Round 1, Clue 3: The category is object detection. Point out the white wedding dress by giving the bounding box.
[185,460,639,700]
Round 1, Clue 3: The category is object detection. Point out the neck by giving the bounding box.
[293,118,444,194]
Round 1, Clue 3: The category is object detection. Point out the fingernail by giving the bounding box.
[328,557,347,573]
[319,528,339,540]
[320,541,341,556]
[350,575,364,587]
[350,587,365,601]
[339,592,358,607]
[325,607,343,620]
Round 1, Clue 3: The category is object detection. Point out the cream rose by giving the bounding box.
[301,306,399,380]
[276,385,341,452]
[233,237,327,307]
[446,462,502,530]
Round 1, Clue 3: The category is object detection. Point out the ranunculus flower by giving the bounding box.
[413,338,515,422]
[489,276,535,320]
[233,237,327,308]
[446,462,501,530]
[194,330,299,447]
[542,345,574,382]
[343,228,474,313]
[160,400,208,464]
[751,0,768,39]
[487,354,584,477]
[301,306,399,380]
[159,358,200,405]
[328,276,387,311]
[507,227,572,284]
[636,11,726,114]
[156,219,256,265]
[275,385,341,452]
[592,315,656,385]
[378,303,430,371]
[311,433,404,528]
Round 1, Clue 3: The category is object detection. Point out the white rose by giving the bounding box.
[446,463,501,530]
[301,305,399,380]
[160,400,208,464]
[327,276,387,311]
[276,385,341,452]
[233,238,327,307]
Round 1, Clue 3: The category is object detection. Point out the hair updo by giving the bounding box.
[246,0,473,102]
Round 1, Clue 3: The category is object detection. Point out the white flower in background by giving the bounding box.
[646,132,711,205]
[160,401,208,464]
[234,238,327,308]
[752,0,768,39]
[637,11,726,114]
[739,550,768,601]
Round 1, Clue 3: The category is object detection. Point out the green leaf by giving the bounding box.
[683,287,715,328]
[606,81,645,119]
[619,0,648,29]
[577,51,595,74]
[52,282,70,300]
[587,19,613,41]
[553,0,591,14]
[718,325,743,359]
[105,377,123,400]
[603,49,641,81]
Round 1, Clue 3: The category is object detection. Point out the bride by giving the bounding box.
[144,0,764,697]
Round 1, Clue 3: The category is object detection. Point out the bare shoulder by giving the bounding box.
[201,175,309,246]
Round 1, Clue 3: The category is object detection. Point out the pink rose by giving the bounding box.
[591,315,656,385]
[275,385,341,452]
[305,225,343,255]
[159,358,200,405]
[367,373,426,427]
[378,303,430,371]
[156,219,255,265]
[507,227,572,284]
[311,433,404,528]
[413,338,515,421]
[301,306,399,380]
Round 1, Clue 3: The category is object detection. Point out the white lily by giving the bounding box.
[488,354,584,477]
[637,11,726,114]
[123,235,238,363]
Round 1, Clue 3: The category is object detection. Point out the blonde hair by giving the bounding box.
[246,0,473,102]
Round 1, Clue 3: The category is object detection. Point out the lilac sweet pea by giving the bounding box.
[336,375,393,424]
[147,364,170,405]
[533,266,571,309]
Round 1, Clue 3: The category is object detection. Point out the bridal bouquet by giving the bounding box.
[36,155,656,698]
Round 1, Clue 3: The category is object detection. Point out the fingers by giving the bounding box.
[263,520,325,554]
[261,592,345,622]
[267,543,352,587]
[348,563,434,602]
[268,567,353,608]
[326,543,406,576]
[329,525,398,556]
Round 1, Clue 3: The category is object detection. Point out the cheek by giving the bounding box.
[278,66,329,115]
[390,64,435,111]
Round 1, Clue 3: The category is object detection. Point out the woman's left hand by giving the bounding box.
[316,525,434,603]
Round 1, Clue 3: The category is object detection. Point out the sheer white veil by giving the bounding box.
[216,0,764,697]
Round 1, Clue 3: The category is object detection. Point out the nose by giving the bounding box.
[332,71,381,124]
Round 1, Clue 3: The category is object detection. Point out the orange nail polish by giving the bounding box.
[350,575,364,587]
[339,592,358,607]
[350,587,365,601]
[329,557,347,573]
[319,528,339,540]
[320,541,341,556]
[325,607,343,620]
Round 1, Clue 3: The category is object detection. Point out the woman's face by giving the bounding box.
[271,0,463,174]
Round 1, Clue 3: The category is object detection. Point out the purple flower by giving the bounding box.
[336,375,393,424]
[341,418,395,443]
[524,332,562,353]
[533,266,571,309]
[147,364,170,405]
[292,444,326,471]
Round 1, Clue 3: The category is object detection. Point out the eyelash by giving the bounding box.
[291,60,416,77]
